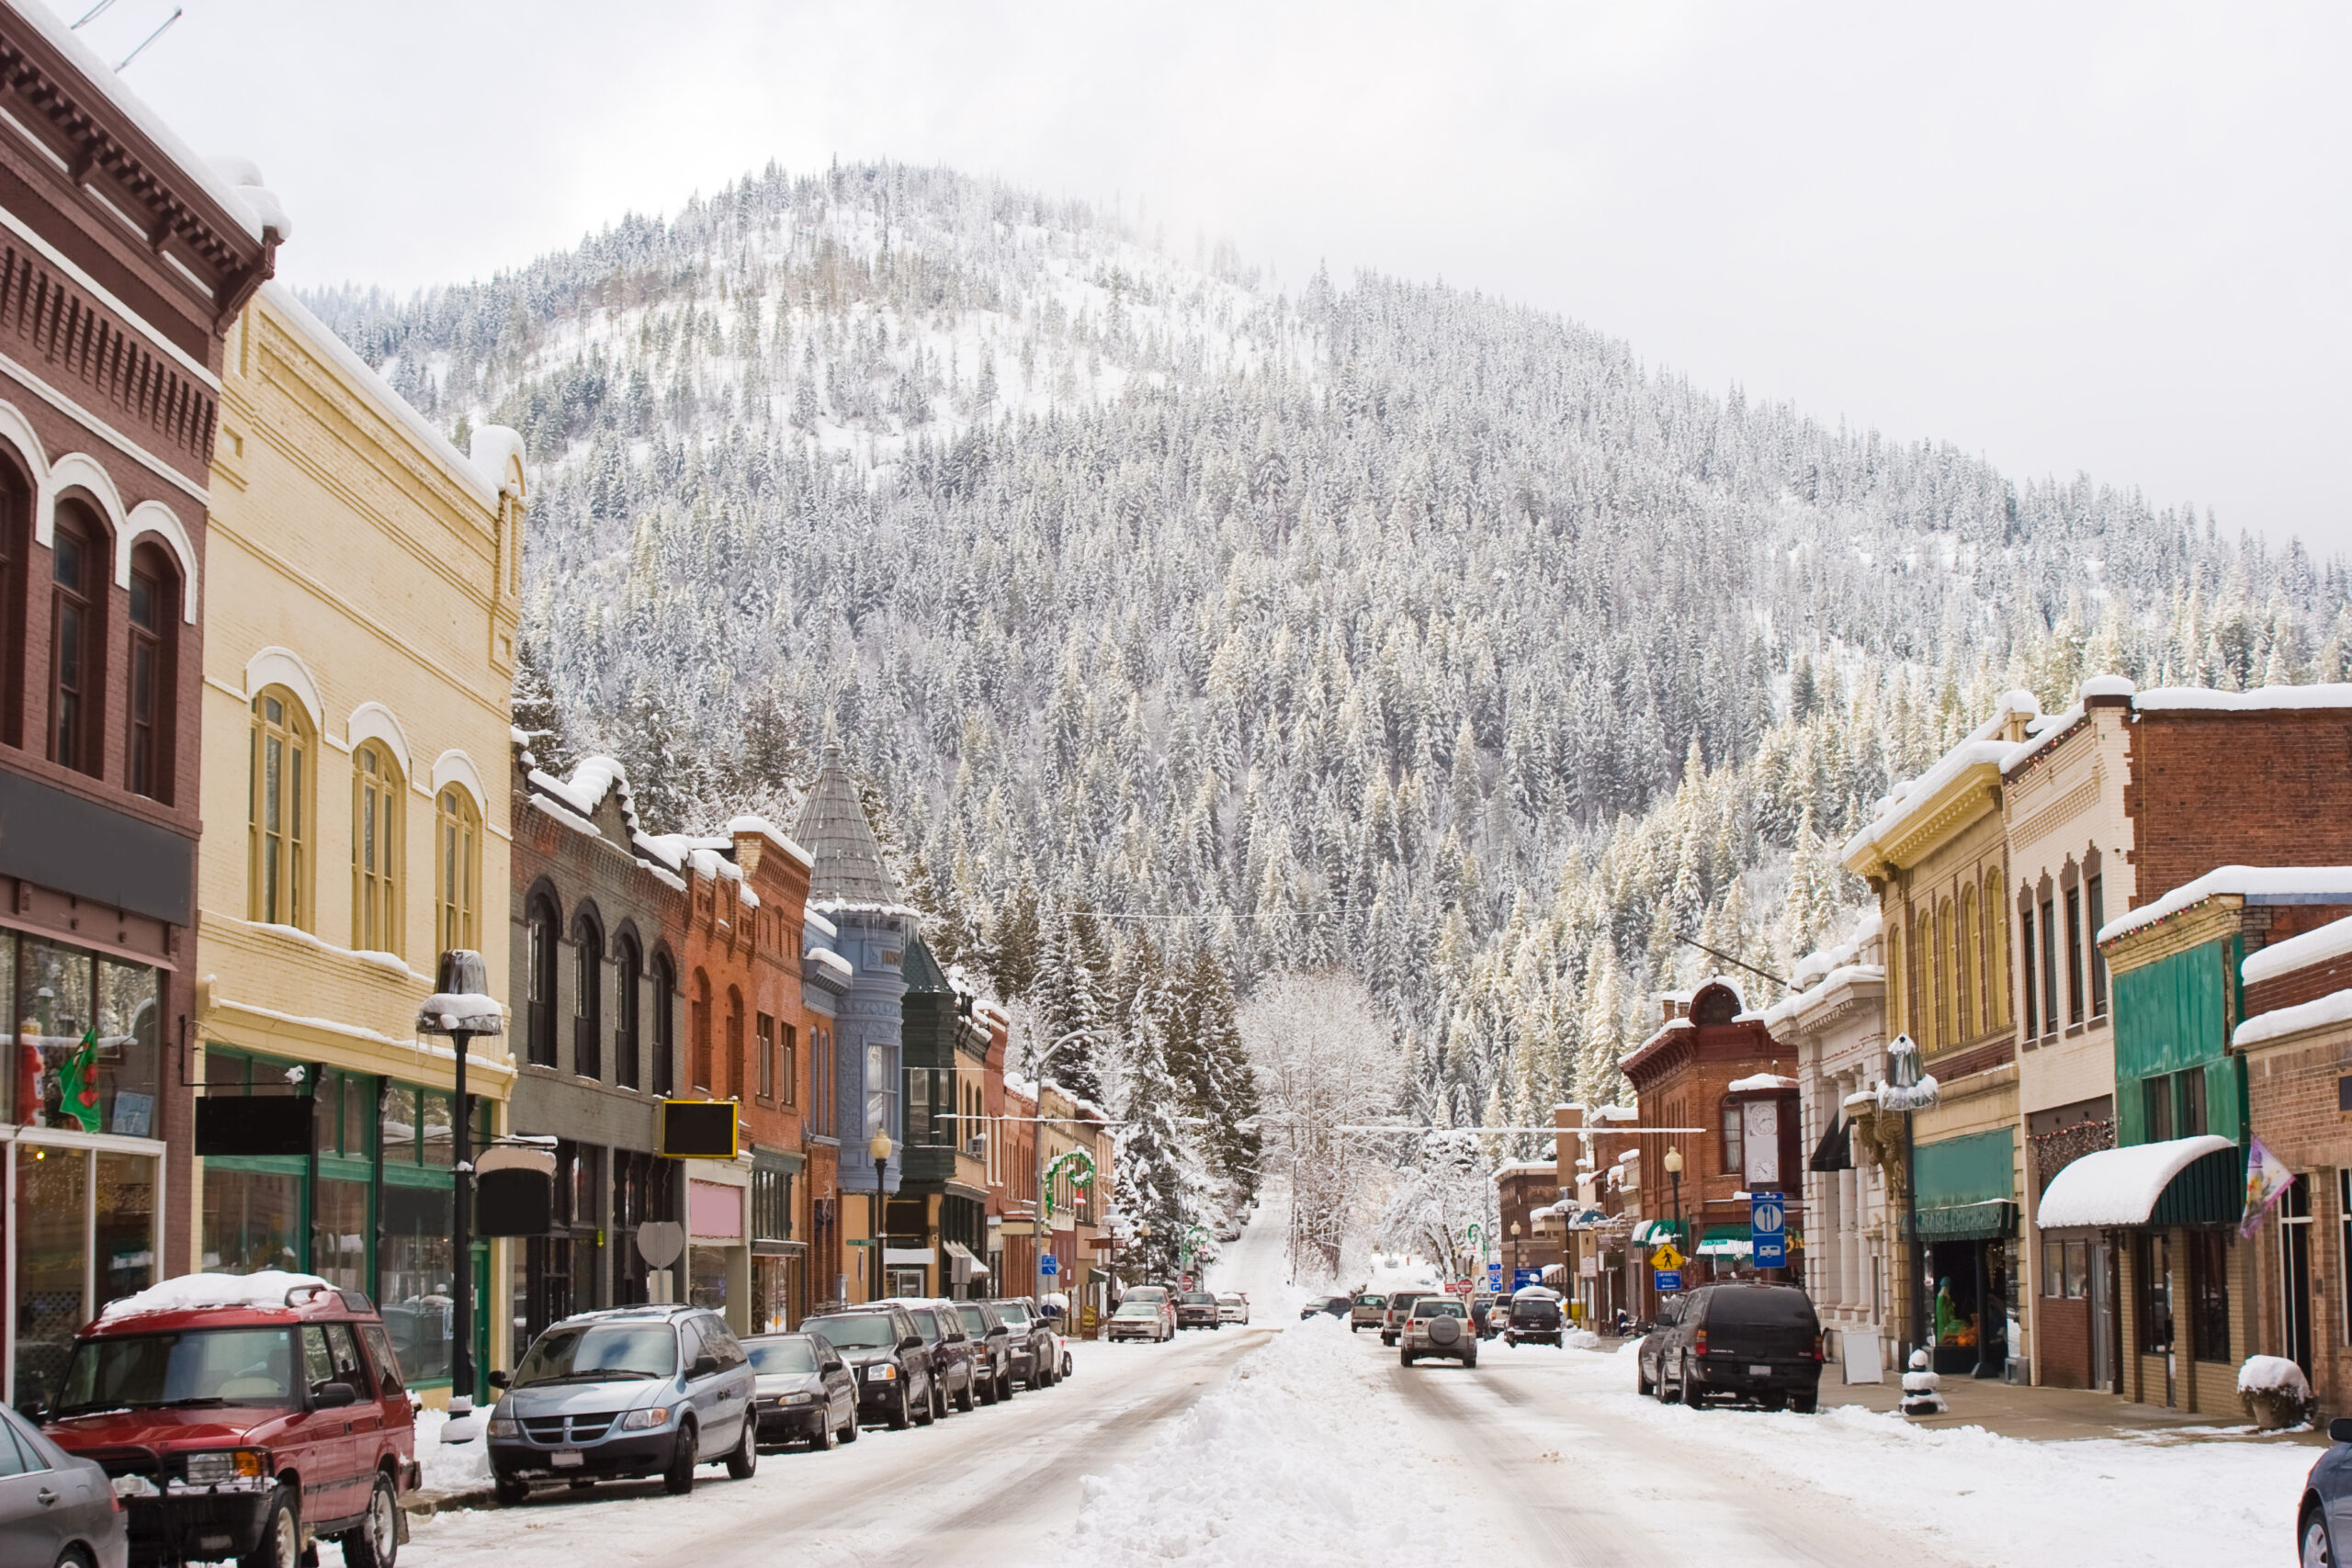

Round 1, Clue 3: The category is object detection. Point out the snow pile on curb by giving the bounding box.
[416,1408,492,1495]
[1059,1314,1474,1567]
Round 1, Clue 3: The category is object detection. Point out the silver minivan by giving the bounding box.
[486,1304,759,1503]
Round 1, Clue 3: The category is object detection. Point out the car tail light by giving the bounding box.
[1813,1332,1826,1362]
[1693,1330,1708,1358]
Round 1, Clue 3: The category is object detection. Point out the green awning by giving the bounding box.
[1912,1200,2017,1241]
[1915,1127,2016,1207]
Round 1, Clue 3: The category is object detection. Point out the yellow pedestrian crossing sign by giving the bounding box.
[1650,1241,1685,1272]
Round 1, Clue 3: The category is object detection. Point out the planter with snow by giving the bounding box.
[2239,1354,2313,1430]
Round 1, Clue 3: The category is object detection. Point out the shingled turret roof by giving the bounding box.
[791,745,906,906]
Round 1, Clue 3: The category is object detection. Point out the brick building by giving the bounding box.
[1493,1160,1563,1289]
[1621,979,1803,1314]
[996,1066,1043,1299]
[508,749,685,1348]
[0,9,274,1407]
[1554,1102,1641,1326]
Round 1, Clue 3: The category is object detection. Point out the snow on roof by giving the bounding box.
[2079,674,2137,699]
[1491,1160,1555,1179]
[2035,1134,2235,1229]
[2133,683,2352,713]
[1727,1073,1799,1093]
[2243,914,2352,987]
[2233,988,2352,1050]
[791,745,904,904]
[1593,1105,1637,1122]
[804,945,854,980]
[727,813,816,867]
[1842,691,2040,861]
[2097,866,2352,946]
[100,1269,331,1324]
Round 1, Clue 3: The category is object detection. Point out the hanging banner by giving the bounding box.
[2241,1134,2296,1239]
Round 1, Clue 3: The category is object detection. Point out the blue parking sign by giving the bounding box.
[1041,1253,1058,1276]
[1654,1269,1682,1292]
[1750,1190,1787,1268]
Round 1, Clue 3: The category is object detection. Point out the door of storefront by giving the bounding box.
[2283,1177,2314,1377]
[8,1136,163,1411]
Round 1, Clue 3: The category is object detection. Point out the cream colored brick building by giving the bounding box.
[194,280,524,1401]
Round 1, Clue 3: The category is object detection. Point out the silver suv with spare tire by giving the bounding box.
[1399,1295,1477,1368]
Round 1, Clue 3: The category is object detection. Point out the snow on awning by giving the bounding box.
[2036,1135,2237,1229]
[1628,1219,1682,1246]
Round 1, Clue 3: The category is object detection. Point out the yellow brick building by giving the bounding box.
[194,280,524,1401]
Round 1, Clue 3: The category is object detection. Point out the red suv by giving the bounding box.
[39,1271,419,1568]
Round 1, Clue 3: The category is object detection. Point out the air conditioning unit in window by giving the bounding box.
[965,1135,987,1160]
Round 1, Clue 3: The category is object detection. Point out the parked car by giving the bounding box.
[1349,1293,1388,1333]
[884,1299,979,1416]
[42,1272,419,1568]
[1116,1286,1179,1338]
[2298,1416,2352,1566]
[1109,1300,1174,1342]
[486,1303,757,1503]
[0,1400,127,1568]
[1300,1294,1351,1320]
[1468,1292,1499,1338]
[742,1331,858,1451]
[1634,1294,1685,1398]
[989,1297,1059,1389]
[1174,1292,1222,1330]
[1505,1287,1565,1347]
[1643,1282,1823,1411]
[799,1305,933,1430]
[953,1301,1019,1404]
[1399,1295,1478,1368]
[1216,1292,1250,1325]
[1380,1290,1436,1347]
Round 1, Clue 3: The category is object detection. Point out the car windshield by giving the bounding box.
[1357,1296,1385,1308]
[956,1306,989,1335]
[1125,1287,1167,1302]
[1180,1292,1215,1303]
[907,1309,939,1340]
[803,1314,898,1351]
[56,1326,299,1415]
[1415,1301,1466,1317]
[1114,1302,1156,1316]
[1515,1298,1560,1317]
[1704,1289,1818,1328]
[745,1338,820,1375]
[512,1322,676,1387]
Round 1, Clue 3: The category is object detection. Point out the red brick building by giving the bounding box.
[1621,980,1803,1310]
[1493,1161,1563,1287]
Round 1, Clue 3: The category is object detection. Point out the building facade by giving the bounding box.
[897,933,992,1298]
[194,284,519,1405]
[0,9,275,1408]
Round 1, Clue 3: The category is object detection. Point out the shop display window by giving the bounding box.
[12,937,159,1137]
[379,1183,454,1384]
[12,1143,159,1409]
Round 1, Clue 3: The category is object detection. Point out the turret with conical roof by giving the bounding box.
[792,744,906,908]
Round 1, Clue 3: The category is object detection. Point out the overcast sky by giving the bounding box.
[74,0,2351,553]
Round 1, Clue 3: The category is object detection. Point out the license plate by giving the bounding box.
[550,1450,583,1468]
[1748,1364,1772,1377]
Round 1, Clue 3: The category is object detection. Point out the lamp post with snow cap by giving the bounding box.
[417,951,503,1411]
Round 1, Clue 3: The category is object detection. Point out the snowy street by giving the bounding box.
[400,1200,2319,1568]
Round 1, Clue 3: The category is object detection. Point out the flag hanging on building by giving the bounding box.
[54,1027,102,1134]
[2241,1135,2295,1239]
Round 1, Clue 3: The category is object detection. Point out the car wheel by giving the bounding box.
[956,1375,976,1414]
[1061,1349,1075,1379]
[889,1384,913,1430]
[663,1423,698,1495]
[840,1406,860,1443]
[1401,1348,1416,1366]
[1659,1359,1682,1404]
[810,1414,837,1451]
[2303,1507,2335,1568]
[1680,1357,1703,1408]
[916,1381,938,1426]
[1791,1393,1818,1415]
[339,1469,401,1568]
[492,1471,531,1506]
[726,1416,758,1479]
[1464,1352,1478,1369]
[241,1484,301,1568]
[978,1371,998,1406]
[1637,1362,1655,1396]
[999,1372,1015,1403]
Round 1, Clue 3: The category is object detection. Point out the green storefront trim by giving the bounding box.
[2111,939,2247,1146]
[1912,1126,2016,1239]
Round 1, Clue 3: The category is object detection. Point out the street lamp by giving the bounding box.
[869,1131,893,1303]
[1510,1220,1521,1283]
[1663,1145,1685,1256]
[417,951,503,1415]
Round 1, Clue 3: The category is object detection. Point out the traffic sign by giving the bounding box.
[1655,1269,1683,1292]
[1512,1268,1543,1291]
[1751,1190,1787,1268]
[1649,1241,1685,1273]
[1040,1253,1059,1276]
[1487,1264,1503,1289]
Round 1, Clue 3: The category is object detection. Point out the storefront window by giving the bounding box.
[2188,1231,2229,1363]
[202,1167,301,1274]
[312,1179,369,1294]
[95,1151,155,1310]
[689,1247,729,1314]
[15,940,160,1137]
[15,1145,86,1409]
[379,1183,453,1384]
[420,1091,455,1168]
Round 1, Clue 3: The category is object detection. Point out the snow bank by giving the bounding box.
[2239,1355,2311,1397]
[99,1270,328,1323]
[415,1407,492,1495]
[1057,1315,1471,1567]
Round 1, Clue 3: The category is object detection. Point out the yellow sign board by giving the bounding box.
[1649,1242,1685,1272]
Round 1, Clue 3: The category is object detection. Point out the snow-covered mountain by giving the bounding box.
[307,159,2350,1151]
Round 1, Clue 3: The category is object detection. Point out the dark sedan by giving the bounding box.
[885,1298,979,1417]
[801,1305,933,1430]
[0,1402,124,1568]
[743,1331,860,1450]
[991,1297,1060,1389]
[1299,1294,1351,1320]
[954,1301,1019,1404]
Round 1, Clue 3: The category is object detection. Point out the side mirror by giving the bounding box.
[314,1382,358,1410]
[899,1336,924,1353]
[823,1362,845,1376]
[486,1371,510,1390]
[689,1354,720,1380]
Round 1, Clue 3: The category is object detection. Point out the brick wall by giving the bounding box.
[2038,1292,2092,1388]
[2128,711,2352,900]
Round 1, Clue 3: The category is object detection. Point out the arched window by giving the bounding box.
[50,502,106,774]
[725,987,745,1100]
[1911,910,1929,1044]
[1957,884,1977,1041]
[435,786,480,954]
[692,968,713,1091]
[249,687,312,927]
[1983,870,2006,1029]
[572,909,604,1080]
[352,742,402,953]
[1886,922,1905,1042]
[124,541,178,800]
[615,932,643,1091]
[0,459,28,747]
[526,892,560,1068]
[651,953,677,1096]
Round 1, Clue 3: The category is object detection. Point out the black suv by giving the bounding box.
[800,1304,934,1429]
[990,1296,1059,1389]
[884,1298,979,1417]
[1642,1282,1823,1411]
[953,1300,1019,1404]
[1504,1290,1564,1347]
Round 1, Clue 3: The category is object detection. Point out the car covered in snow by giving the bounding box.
[40,1269,418,1568]
[1398,1296,1477,1368]
[1642,1281,1823,1411]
